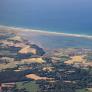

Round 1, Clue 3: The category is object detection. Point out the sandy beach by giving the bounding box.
[0,25,92,49]
[0,25,92,39]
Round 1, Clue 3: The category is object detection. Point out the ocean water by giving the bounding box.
[0,0,92,35]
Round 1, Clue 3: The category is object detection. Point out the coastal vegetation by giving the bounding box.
[0,28,92,92]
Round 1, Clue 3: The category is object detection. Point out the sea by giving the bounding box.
[0,0,92,49]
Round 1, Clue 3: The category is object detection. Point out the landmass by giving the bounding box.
[0,26,92,92]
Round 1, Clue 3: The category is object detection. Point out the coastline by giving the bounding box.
[0,25,92,39]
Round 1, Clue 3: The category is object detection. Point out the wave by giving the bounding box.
[0,25,92,39]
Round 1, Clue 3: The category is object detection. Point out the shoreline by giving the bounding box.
[0,25,92,39]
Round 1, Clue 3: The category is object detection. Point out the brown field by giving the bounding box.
[25,74,54,80]
[64,55,85,64]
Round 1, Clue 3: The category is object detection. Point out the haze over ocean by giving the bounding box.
[0,0,92,35]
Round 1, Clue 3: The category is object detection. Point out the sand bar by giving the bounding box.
[0,25,92,39]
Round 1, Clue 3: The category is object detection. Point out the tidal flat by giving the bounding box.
[1,25,92,50]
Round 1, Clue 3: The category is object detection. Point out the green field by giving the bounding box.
[16,81,40,92]
[76,89,92,92]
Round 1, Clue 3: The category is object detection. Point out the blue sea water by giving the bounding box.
[0,0,92,35]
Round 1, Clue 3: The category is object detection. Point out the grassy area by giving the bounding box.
[16,81,40,92]
[76,89,91,92]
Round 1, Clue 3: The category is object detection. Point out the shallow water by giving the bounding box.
[19,31,92,49]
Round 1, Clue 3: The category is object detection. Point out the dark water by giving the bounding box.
[0,0,92,35]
